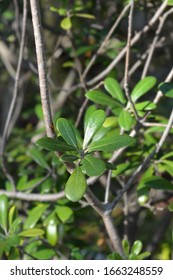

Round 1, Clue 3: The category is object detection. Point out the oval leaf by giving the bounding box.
[85,90,122,107]
[131,76,157,102]
[83,109,106,149]
[122,239,130,256]
[135,101,156,111]
[60,154,79,162]
[104,77,126,104]
[46,218,58,246]
[131,240,143,255]
[82,155,105,176]
[19,228,44,237]
[118,109,133,131]
[56,118,78,148]
[0,194,8,232]
[88,132,135,152]
[60,17,72,30]
[65,166,87,202]
[24,204,48,229]
[36,137,77,152]
[56,205,73,223]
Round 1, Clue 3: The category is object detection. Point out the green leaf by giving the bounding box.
[129,253,138,260]
[60,17,72,30]
[105,162,117,170]
[46,218,58,246]
[131,240,143,255]
[85,90,122,107]
[88,132,135,152]
[56,205,73,223]
[135,101,156,111]
[83,109,106,148]
[107,252,123,260]
[65,166,87,202]
[19,228,44,237]
[131,76,157,102]
[0,194,8,232]
[82,155,105,176]
[50,7,66,15]
[112,162,130,177]
[84,105,97,132]
[104,77,126,104]
[17,177,45,191]
[118,109,133,131]
[158,82,173,98]
[122,239,130,256]
[32,249,55,260]
[28,147,50,170]
[24,204,48,229]
[168,0,173,6]
[168,202,173,212]
[36,137,77,152]
[137,251,151,260]
[56,118,78,148]
[139,176,173,191]
[60,154,79,162]
[8,205,17,229]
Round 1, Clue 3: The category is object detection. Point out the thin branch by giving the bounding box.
[82,3,131,79]
[104,170,112,204]
[86,0,168,86]
[0,190,65,202]
[124,0,139,121]
[29,0,55,138]
[141,8,173,79]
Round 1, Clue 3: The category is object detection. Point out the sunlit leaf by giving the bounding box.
[0,195,8,232]
[56,205,73,223]
[60,17,72,30]
[24,204,48,229]
[118,109,133,131]
[131,76,157,102]
[46,218,58,246]
[19,228,44,237]
[131,240,143,255]
[75,13,95,19]
[83,109,106,148]
[104,77,126,104]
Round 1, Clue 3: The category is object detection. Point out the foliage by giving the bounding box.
[0,0,173,260]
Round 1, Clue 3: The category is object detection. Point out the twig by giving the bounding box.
[141,8,173,79]
[29,0,55,138]
[86,0,168,86]
[0,0,28,192]
[82,3,131,79]
[104,170,112,203]
[0,190,65,202]
[124,0,139,121]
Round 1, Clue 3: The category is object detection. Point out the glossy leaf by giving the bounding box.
[0,194,8,232]
[159,82,173,98]
[56,118,78,148]
[24,204,48,229]
[46,218,58,246]
[84,105,97,131]
[104,77,126,104]
[85,90,122,107]
[131,240,143,255]
[82,155,105,176]
[56,205,73,223]
[65,166,87,202]
[28,147,50,170]
[60,17,72,30]
[131,76,157,102]
[83,109,106,148]
[36,137,77,152]
[19,228,44,237]
[118,109,133,131]
[135,101,156,111]
[8,205,17,229]
[88,132,135,152]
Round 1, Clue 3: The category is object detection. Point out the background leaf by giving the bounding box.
[19,228,44,237]
[0,194,8,232]
[131,76,157,102]
[24,204,48,229]
[60,17,72,30]
[159,82,173,98]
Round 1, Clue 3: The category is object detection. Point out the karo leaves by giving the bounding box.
[19,228,44,237]
[104,77,126,104]
[24,204,48,229]
[82,155,105,176]
[28,147,50,170]
[158,82,173,98]
[131,76,157,102]
[0,195,8,232]
[36,137,77,152]
[83,109,106,148]
[85,90,123,107]
[56,118,78,148]
[138,176,173,191]
[88,132,135,152]
[118,109,133,131]
[60,17,72,30]
[65,166,87,202]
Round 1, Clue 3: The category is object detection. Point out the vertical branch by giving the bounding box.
[29,0,55,138]
[124,0,139,121]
